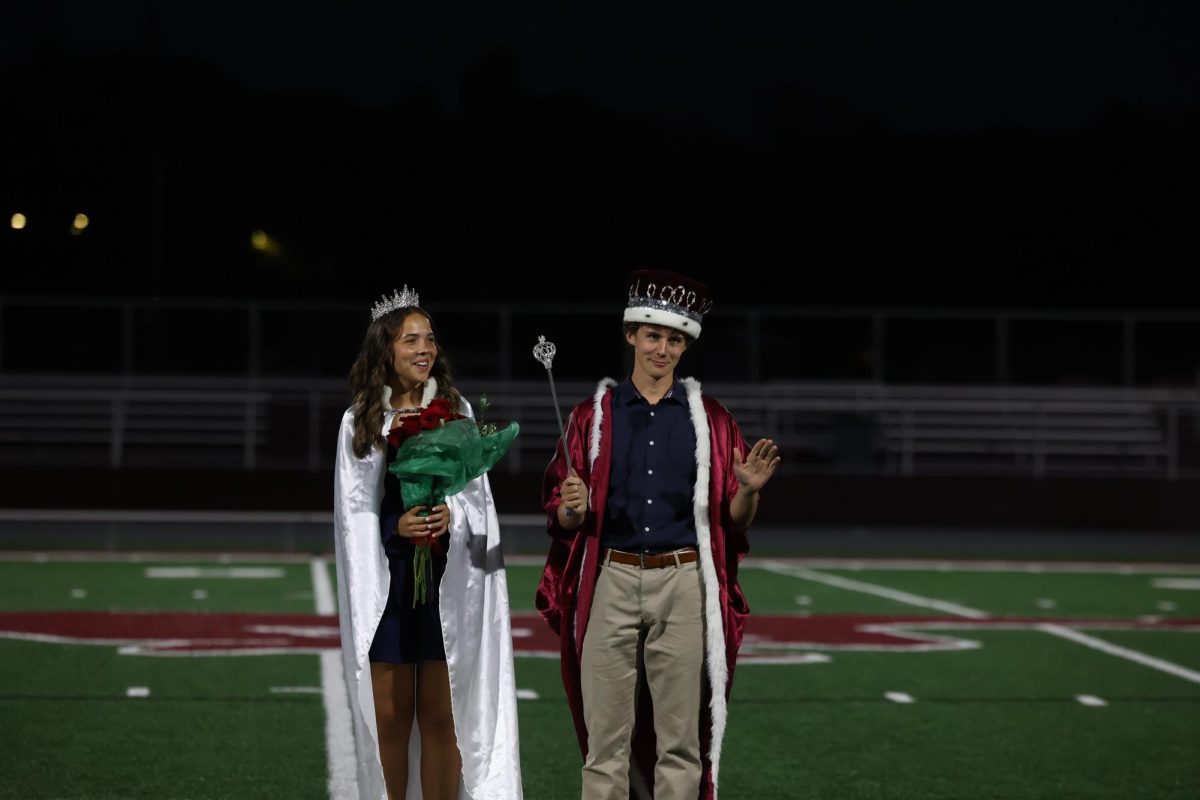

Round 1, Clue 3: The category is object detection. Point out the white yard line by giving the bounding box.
[7,550,1200,575]
[310,559,336,616]
[1038,624,1200,685]
[311,558,356,800]
[0,551,317,563]
[764,558,1200,688]
[320,651,357,800]
[145,567,285,579]
[1153,578,1200,590]
[501,554,1200,574]
[759,561,991,619]
[743,557,1200,575]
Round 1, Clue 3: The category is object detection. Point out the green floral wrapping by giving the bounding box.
[387,417,520,605]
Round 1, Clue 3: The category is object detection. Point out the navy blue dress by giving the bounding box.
[367,440,448,664]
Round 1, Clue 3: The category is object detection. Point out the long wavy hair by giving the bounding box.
[348,306,462,458]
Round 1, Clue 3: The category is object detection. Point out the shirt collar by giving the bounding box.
[617,377,685,406]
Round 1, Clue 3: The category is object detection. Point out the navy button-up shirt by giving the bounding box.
[601,378,698,553]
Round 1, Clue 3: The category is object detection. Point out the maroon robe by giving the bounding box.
[535,377,751,799]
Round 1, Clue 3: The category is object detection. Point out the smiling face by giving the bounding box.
[626,323,688,383]
[390,311,438,392]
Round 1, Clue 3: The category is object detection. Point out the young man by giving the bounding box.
[536,269,780,800]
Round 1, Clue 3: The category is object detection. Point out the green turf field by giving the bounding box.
[1,553,1198,799]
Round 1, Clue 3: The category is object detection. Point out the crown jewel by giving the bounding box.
[626,275,713,322]
[371,286,420,320]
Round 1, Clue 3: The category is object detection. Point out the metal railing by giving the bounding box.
[4,296,1200,386]
[2,376,1198,479]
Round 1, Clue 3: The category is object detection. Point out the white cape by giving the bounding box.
[332,389,523,799]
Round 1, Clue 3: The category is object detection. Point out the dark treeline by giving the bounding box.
[0,47,1196,309]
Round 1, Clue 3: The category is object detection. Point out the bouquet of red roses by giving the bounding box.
[386,396,518,605]
[387,397,463,444]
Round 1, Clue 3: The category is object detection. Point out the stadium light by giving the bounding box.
[10,213,26,230]
[73,213,89,231]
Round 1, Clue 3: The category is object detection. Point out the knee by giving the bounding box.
[417,702,456,739]
[375,697,415,738]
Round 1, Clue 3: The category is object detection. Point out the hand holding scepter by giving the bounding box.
[533,336,582,519]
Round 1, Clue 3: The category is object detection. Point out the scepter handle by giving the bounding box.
[533,336,578,518]
[545,367,570,465]
[545,366,576,517]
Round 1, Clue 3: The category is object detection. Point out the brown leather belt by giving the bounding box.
[604,547,699,569]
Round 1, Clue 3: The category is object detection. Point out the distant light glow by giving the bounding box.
[250,229,281,255]
[72,213,89,231]
[10,213,26,230]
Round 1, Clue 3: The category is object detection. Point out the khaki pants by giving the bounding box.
[580,555,704,800]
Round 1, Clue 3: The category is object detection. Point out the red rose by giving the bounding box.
[385,427,403,448]
[386,414,422,447]
[409,533,446,554]
[421,397,465,429]
[387,397,465,446]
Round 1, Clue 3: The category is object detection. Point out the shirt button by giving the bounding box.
[647,469,653,475]
[647,499,653,505]
[650,411,655,417]
[644,526,650,532]
[649,440,655,446]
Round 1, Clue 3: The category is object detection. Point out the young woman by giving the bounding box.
[333,287,523,799]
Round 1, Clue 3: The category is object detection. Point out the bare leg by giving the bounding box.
[416,661,461,800]
[372,662,417,800]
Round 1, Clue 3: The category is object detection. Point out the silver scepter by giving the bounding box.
[533,335,576,516]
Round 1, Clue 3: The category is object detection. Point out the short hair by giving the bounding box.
[622,321,695,348]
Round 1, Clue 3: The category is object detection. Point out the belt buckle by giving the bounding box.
[638,551,646,569]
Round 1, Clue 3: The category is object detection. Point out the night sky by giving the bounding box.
[2,1,1199,308]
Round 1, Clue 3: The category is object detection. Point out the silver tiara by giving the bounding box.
[626,278,712,321]
[371,286,420,320]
